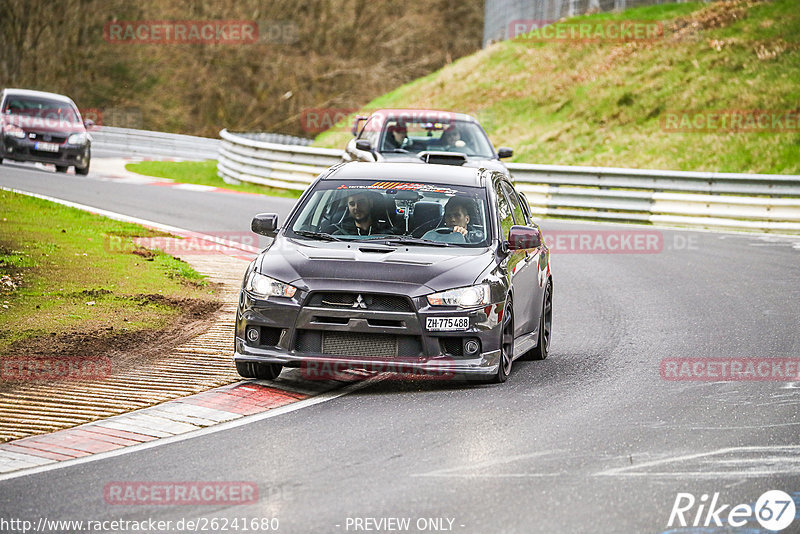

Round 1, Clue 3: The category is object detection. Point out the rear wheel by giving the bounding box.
[527,280,552,361]
[55,165,68,173]
[235,361,282,380]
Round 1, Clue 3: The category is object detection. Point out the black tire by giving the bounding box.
[236,361,282,380]
[236,362,256,378]
[487,300,513,384]
[55,165,68,173]
[527,280,552,361]
[254,362,282,380]
[75,162,90,175]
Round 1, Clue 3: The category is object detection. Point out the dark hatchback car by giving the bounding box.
[235,162,552,384]
[0,88,92,174]
[343,109,513,174]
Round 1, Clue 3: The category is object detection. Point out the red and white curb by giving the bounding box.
[0,369,376,478]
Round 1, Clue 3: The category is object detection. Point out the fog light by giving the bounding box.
[246,326,260,343]
[464,339,480,355]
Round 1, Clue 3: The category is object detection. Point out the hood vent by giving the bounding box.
[418,151,467,166]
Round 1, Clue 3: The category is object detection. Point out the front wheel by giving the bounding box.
[76,149,91,175]
[55,165,68,173]
[486,300,513,384]
[236,361,283,380]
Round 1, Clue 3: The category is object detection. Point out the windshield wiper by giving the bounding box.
[293,230,343,241]
[362,235,448,247]
[382,148,410,154]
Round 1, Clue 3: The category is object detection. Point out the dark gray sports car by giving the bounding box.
[235,162,552,383]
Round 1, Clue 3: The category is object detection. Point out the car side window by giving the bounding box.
[358,118,379,147]
[517,192,534,225]
[494,180,515,240]
[501,182,527,227]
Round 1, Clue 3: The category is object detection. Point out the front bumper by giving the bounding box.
[2,136,89,168]
[234,287,505,379]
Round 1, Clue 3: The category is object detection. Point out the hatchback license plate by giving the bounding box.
[35,142,59,152]
[426,317,469,331]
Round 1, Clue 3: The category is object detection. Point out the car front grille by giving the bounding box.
[306,292,413,312]
[31,150,61,158]
[294,330,422,358]
[28,133,67,144]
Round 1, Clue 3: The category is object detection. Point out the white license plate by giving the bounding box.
[426,316,469,331]
[34,142,59,152]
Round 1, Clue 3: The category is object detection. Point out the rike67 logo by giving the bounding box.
[668,490,796,531]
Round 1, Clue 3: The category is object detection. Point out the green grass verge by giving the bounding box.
[315,0,800,174]
[125,160,303,198]
[0,190,216,354]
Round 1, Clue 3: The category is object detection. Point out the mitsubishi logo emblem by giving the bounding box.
[352,294,367,309]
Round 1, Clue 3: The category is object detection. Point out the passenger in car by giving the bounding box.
[335,192,394,236]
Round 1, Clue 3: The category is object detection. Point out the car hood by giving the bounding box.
[257,237,495,296]
[379,152,508,173]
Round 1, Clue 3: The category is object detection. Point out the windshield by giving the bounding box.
[1,96,80,124]
[288,179,491,247]
[378,119,495,158]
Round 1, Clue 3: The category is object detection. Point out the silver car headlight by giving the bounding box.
[246,272,297,298]
[2,124,25,139]
[68,132,88,145]
[427,283,491,308]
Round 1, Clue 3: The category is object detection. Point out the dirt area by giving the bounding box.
[0,294,223,392]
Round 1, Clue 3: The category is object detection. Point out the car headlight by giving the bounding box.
[68,132,88,145]
[2,124,25,139]
[246,272,297,298]
[427,283,491,308]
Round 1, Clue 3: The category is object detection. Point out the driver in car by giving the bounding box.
[384,122,408,150]
[443,196,483,243]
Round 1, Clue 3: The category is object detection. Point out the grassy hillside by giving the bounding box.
[316,0,800,174]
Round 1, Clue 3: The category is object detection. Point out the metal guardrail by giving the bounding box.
[91,126,221,160]
[215,129,800,233]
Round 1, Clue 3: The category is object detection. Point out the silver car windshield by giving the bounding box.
[289,180,491,247]
[378,119,495,158]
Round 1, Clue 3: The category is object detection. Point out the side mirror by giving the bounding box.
[351,116,368,136]
[508,225,541,250]
[355,139,372,152]
[83,119,96,130]
[497,147,513,159]
[251,213,279,238]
